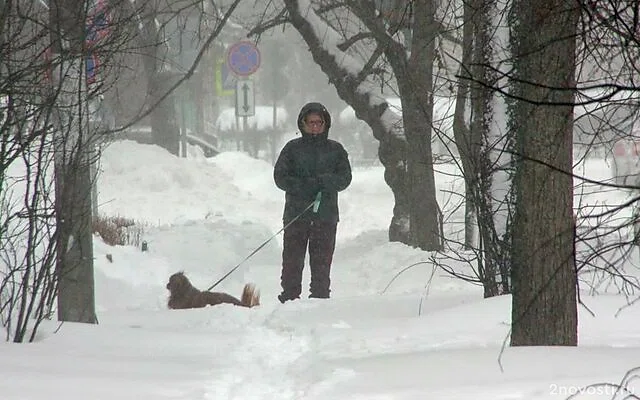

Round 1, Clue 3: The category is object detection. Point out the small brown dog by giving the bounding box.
[166,272,260,309]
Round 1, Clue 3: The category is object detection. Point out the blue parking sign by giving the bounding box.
[227,41,260,77]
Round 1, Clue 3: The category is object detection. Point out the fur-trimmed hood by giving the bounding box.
[297,102,332,140]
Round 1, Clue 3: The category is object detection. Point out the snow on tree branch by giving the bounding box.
[284,0,405,138]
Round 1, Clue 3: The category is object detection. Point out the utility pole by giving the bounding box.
[49,0,97,324]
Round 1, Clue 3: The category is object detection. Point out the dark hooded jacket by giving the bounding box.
[274,102,352,224]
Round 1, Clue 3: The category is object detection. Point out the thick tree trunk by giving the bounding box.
[55,142,97,324]
[378,133,411,244]
[401,0,441,251]
[50,0,96,325]
[149,70,179,156]
[139,2,180,157]
[400,94,440,250]
[510,0,578,346]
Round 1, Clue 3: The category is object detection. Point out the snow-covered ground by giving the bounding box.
[2,139,640,400]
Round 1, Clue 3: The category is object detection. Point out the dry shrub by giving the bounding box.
[93,215,144,247]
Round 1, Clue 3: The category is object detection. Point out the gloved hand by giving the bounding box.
[312,192,322,213]
[302,176,322,197]
[317,174,332,191]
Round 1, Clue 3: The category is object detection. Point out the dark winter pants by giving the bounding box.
[280,219,337,300]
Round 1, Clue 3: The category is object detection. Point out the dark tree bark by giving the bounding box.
[402,0,441,250]
[510,0,578,346]
[54,147,97,324]
[139,0,180,156]
[149,70,180,156]
[50,0,97,324]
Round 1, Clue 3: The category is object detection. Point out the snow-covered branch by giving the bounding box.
[282,0,404,137]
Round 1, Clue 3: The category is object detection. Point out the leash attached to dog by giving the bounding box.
[205,193,322,292]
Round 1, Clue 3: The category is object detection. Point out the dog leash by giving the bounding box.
[205,193,322,292]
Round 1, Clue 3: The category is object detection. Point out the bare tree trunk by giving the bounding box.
[193,71,205,136]
[463,189,476,248]
[470,0,501,297]
[378,132,410,244]
[401,0,441,251]
[453,0,511,296]
[375,0,442,250]
[139,1,179,156]
[452,0,477,250]
[54,131,96,324]
[149,70,179,156]
[50,0,97,324]
[510,0,578,346]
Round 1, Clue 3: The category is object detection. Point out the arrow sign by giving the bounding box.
[235,78,255,117]
[242,83,250,112]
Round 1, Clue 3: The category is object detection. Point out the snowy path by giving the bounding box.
[204,293,640,400]
[202,323,312,400]
[128,218,487,399]
[89,212,640,400]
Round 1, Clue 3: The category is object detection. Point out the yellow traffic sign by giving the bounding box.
[215,57,235,97]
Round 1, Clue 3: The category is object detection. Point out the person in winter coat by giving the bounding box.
[273,102,352,303]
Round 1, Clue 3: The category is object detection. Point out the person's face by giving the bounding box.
[303,113,325,135]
